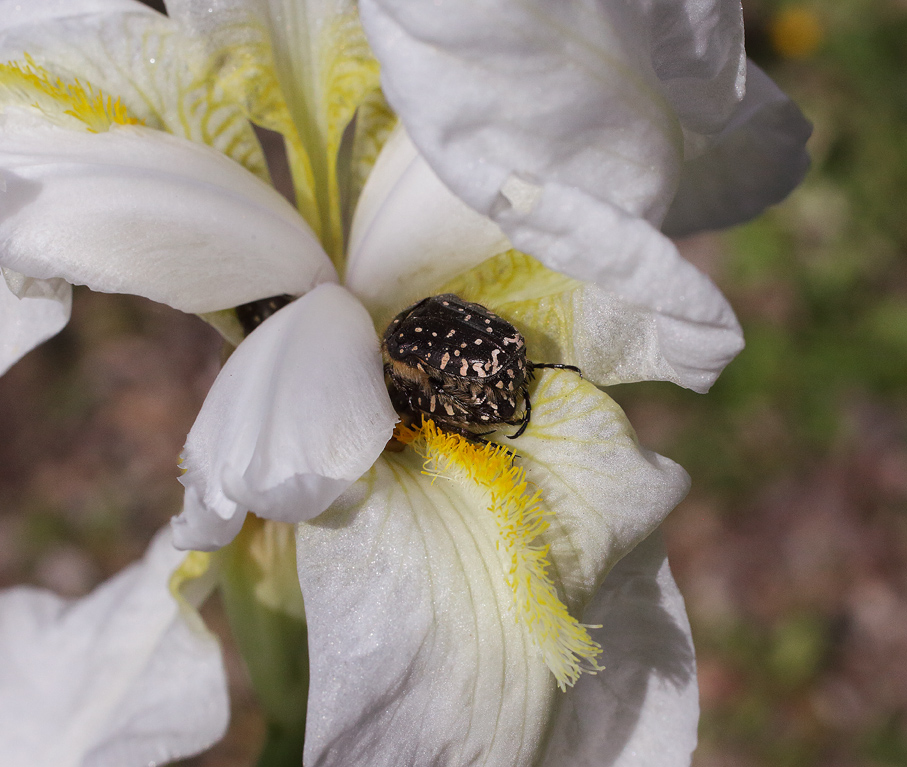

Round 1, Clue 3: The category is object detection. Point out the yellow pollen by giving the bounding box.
[0,55,142,132]
[397,419,603,690]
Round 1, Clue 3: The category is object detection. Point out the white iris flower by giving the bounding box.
[0,0,810,765]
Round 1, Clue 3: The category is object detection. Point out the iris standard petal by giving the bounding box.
[296,370,691,767]
[540,533,699,767]
[662,61,813,237]
[361,0,683,224]
[166,0,382,257]
[345,126,510,326]
[0,269,70,375]
[175,283,397,551]
[0,529,228,767]
[0,114,336,312]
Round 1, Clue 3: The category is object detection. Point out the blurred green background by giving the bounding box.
[1,0,905,765]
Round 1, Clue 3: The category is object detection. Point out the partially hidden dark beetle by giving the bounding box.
[382,293,580,440]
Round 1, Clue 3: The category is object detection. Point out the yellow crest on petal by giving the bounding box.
[398,419,603,690]
[0,55,142,132]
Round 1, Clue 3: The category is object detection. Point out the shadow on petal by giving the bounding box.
[541,533,699,767]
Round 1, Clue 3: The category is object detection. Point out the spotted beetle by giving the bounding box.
[382,294,580,440]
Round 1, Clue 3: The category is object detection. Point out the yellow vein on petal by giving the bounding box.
[398,419,603,690]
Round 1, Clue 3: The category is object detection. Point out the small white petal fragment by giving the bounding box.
[346,127,510,326]
[0,268,70,375]
[297,372,691,766]
[0,115,335,312]
[0,528,228,767]
[663,61,813,237]
[540,533,699,767]
[175,283,396,551]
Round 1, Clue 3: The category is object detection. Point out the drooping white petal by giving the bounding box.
[0,1,270,179]
[498,187,744,392]
[360,0,746,388]
[296,371,690,767]
[0,115,336,312]
[0,268,70,375]
[345,126,510,326]
[0,528,228,767]
[442,249,736,391]
[175,283,396,551]
[540,533,699,767]
[662,61,813,237]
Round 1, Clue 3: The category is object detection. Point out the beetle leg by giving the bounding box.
[527,362,583,379]
[507,386,531,439]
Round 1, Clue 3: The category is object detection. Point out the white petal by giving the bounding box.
[540,533,699,767]
[443,249,735,391]
[0,529,228,767]
[519,371,690,611]
[166,0,381,253]
[297,453,555,767]
[296,372,690,766]
[0,0,148,28]
[360,0,745,387]
[0,116,336,312]
[175,283,396,551]
[0,1,269,179]
[662,61,813,237]
[362,0,683,224]
[0,269,71,375]
[498,186,744,392]
[345,127,510,326]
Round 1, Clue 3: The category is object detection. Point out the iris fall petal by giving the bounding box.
[0,529,228,767]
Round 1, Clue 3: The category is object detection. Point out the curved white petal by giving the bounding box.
[442,249,735,391]
[0,115,336,312]
[0,269,71,375]
[345,127,510,326]
[0,0,148,28]
[362,0,683,224]
[175,283,396,551]
[540,533,699,767]
[296,372,690,766]
[662,61,813,237]
[0,529,228,767]
[498,186,744,392]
